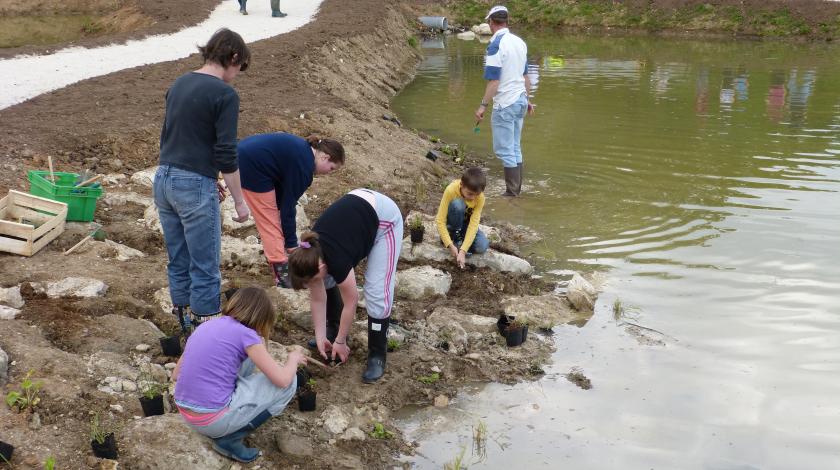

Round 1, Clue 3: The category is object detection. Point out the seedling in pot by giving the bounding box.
[90,412,119,459]
[369,422,393,440]
[138,376,166,417]
[297,378,317,412]
[408,214,425,244]
[5,369,42,413]
[504,319,526,347]
[417,372,440,384]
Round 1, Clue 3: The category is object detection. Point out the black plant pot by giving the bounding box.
[298,390,316,412]
[409,227,425,244]
[0,440,14,463]
[505,326,525,347]
[159,335,182,357]
[296,369,311,392]
[139,394,165,417]
[91,433,118,459]
[522,324,529,342]
[497,314,514,338]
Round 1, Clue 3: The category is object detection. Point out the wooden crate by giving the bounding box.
[0,190,68,256]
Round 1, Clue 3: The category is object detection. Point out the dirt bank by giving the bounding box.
[0,0,591,468]
[447,0,840,41]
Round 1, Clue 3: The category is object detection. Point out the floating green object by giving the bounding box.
[473,120,481,134]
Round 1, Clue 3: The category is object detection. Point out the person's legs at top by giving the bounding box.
[242,189,290,288]
[158,167,221,319]
[361,191,403,384]
[491,103,520,196]
[154,166,192,320]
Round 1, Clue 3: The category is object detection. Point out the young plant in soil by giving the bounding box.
[408,214,425,244]
[369,422,393,440]
[472,420,487,461]
[43,455,56,470]
[417,372,440,385]
[5,369,42,413]
[138,376,166,417]
[443,446,467,470]
[386,338,401,352]
[297,378,317,412]
[90,412,119,459]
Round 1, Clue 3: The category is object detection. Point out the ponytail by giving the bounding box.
[306,135,345,165]
[288,231,323,289]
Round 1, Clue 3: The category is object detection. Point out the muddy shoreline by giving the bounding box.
[0,0,597,468]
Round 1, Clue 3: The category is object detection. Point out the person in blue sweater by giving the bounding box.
[238,133,344,288]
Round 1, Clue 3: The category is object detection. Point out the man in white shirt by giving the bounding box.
[474,5,534,197]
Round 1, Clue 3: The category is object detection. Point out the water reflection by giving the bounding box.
[393,34,840,469]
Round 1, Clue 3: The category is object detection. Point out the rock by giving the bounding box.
[502,293,591,328]
[86,455,100,467]
[103,240,145,261]
[99,460,118,470]
[0,285,24,308]
[400,238,530,274]
[110,404,124,413]
[121,380,137,392]
[456,31,476,40]
[220,235,264,268]
[405,210,500,243]
[0,347,8,383]
[153,288,173,314]
[426,307,496,335]
[135,344,151,352]
[425,311,468,353]
[121,414,229,468]
[245,235,259,244]
[29,412,41,430]
[220,196,256,231]
[388,324,407,343]
[321,405,350,435]
[130,167,158,187]
[465,353,481,360]
[472,23,492,35]
[567,273,597,312]
[102,191,152,207]
[431,365,441,373]
[396,266,451,300]
[267,287,311,330]
[142,204,162,234]
[102,173,127,185]
[276,433,314,457]
[31,277,108,298]
[0,305,21,320]
[340,427,366,441]
[434,395,449,407]
[164,362,177,370]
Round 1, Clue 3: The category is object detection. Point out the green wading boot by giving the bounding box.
[516,162,523,195]
[362,317,389,384]
[270,0,287,17]
[503,166,518,197]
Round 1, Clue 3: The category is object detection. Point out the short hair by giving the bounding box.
[461,167,487,192]
[489,11,508,25]
[198,28,251,71]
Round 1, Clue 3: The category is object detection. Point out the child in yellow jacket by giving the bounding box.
[435,167,490,269]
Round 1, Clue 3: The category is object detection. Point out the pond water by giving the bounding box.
[392,34,840,469]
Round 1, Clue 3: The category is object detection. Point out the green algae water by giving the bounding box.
[392,34,840,468]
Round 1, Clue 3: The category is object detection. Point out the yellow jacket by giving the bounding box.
[435,179,485,252]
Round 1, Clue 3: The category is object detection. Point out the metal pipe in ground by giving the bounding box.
[418,16,448,30]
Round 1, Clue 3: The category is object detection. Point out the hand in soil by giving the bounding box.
[456,250,466,270]
[330,342,350,363]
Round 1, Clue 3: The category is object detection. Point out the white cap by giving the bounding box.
[485,5,508,20]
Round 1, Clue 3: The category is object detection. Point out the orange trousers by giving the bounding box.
[242,189,287,264]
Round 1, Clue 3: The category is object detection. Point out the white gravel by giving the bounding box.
[0,0,323,110]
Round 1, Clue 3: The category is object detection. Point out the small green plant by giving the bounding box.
[407,36,418,48]
[443,446,467,470]
[5,369,42,413]
[414,178,428,203]
[417,372,440,384]
[612,297,625,321]
[44,455,56,470]
[306,378,316,387]
[408,214,424,230]
[472,420,487,461]
[90,412,111,445]
[140,378,165,400]
[387,338,401,351]
[370,422,393,439]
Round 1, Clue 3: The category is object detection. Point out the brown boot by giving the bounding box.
[503,167,518,197]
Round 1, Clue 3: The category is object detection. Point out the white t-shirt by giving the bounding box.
[483,28,528,110]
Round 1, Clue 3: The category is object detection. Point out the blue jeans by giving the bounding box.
[446,199,489,254]
[491,92,528,168]
[153,165,222,316]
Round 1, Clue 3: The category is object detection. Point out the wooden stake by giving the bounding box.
[63,234,92,255]
[47,156,55,183]
[74,174,102,187]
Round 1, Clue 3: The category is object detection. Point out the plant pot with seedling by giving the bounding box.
[159,330,182,357]
[295,367,311,393]
[496,314,514,338]
[505,319,526,347]
[90,413,118,459]
[138,379,165,417]
[0,440,14,463]
[408,215,425,244]
[297,378,317,412]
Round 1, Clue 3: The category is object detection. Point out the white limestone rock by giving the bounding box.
[143,204,162,234]
[31,277,108,298]
[220,235,264,268]
[400,238,531,274]
[502,293,591,328]
[120,414,229,468]
[102,191,152,207]
[396,266,451,300]
[472,23,492,35]
[0,347,8,383]
[0,285,24,309]
[268,287,312,330]
[567,273,597,312]
[456,31,476,40]
[0,305,21,320]
[153,288,173,314]
[130,167,158,187]
[103,240,146,261]
[321,405,350,435]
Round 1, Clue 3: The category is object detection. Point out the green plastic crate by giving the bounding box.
[27,170,103,222]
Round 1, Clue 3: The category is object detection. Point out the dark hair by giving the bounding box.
[288,232,323,289]
[306,136,345,165]
[461,167,487,192]
[224,287,274,339]
[198,28,251,72]
[489,12,508,25]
